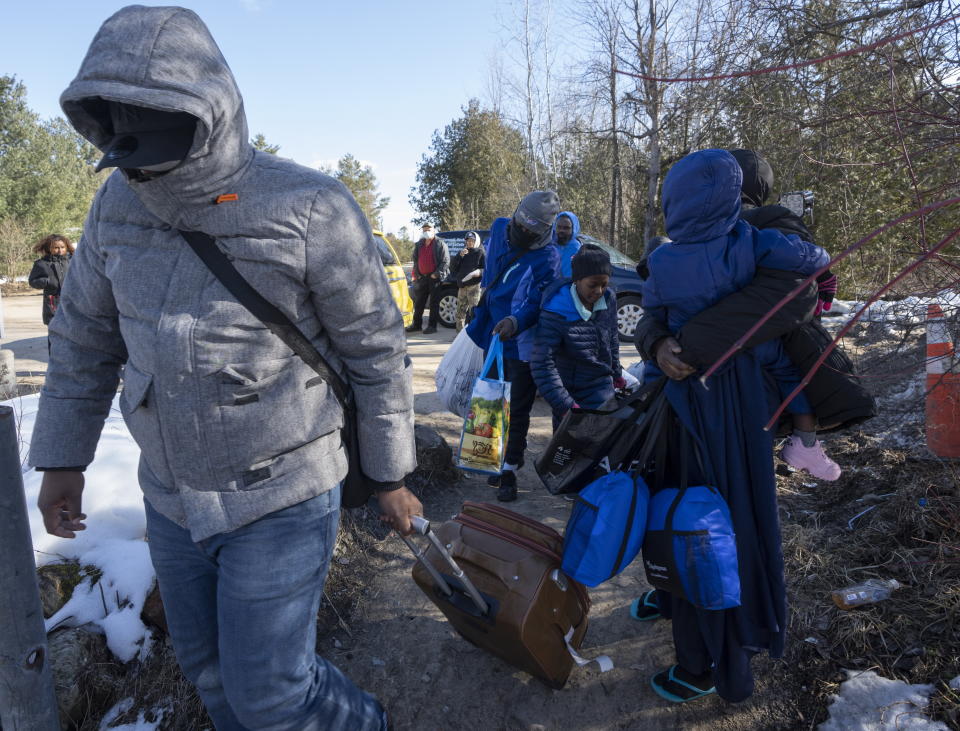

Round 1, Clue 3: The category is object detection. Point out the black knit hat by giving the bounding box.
[729,148,773,207]
[571,243,612,280]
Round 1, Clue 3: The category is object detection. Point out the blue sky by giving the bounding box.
[1,1,514,234]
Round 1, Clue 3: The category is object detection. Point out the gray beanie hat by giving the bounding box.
[512,190,561,250]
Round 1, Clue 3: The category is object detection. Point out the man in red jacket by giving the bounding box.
[407,223,450,334]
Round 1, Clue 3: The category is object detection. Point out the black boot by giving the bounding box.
[405,323,422,333]
[497,470,518,502]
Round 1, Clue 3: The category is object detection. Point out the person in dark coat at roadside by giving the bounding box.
[29,234,75,326]
[531,245,624,428]
[449,231,485,331]
[407,222,450,334]
[640,149,831,705]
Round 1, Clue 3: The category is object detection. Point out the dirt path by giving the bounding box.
[333,329,794,731]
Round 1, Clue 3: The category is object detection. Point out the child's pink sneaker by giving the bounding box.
[781,437,842,481]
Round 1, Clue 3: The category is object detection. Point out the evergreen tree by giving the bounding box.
[0,76,103,276]
[322,154,390,230]
[410,99,530,229]
[251,133,280,154]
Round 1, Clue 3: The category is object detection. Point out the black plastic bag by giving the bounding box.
[535,377,666,495]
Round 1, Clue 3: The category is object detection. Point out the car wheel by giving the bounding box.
[617,295,643,340]
[436,287,459,329]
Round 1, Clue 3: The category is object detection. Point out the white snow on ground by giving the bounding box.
[99,698,170,730]
[834,289,960,326]
[7,392,154,663]
[819,670,948,730]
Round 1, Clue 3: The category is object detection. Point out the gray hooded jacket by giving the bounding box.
[29,5,415,541]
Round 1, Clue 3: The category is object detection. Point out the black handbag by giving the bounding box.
[179,230,375,509]
[535,377,667,494]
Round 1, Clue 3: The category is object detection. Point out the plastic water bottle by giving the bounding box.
[831,579,901,609]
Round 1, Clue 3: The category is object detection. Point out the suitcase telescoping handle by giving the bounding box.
[401,516,489,615]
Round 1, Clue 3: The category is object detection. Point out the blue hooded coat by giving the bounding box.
[466,216,560,359]
[511,211,583,361]
[641,150,830,701]
[530,278,621,414]
[552,211,583,278]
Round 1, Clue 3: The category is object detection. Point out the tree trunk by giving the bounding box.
[642,0,661,245]
[609,16,621,248]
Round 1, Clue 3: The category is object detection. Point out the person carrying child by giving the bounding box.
[530,244,625,429]
[637,149,833,704]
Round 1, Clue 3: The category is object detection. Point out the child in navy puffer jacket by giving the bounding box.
[531,245,625,428]
[643,148,840,481]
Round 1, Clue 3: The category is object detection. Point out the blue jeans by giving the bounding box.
[144,487,386,730]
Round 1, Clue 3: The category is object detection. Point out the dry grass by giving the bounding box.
[767,315,960,727]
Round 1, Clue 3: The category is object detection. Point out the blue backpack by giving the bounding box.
[561,396,667,587]
[642,429,741,610]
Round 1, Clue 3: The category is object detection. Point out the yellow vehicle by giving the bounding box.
[373,230,414,327]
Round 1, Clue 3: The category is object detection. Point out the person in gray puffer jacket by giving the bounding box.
[30,6,419,730]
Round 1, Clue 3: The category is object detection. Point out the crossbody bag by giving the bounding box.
[179,229,377,509]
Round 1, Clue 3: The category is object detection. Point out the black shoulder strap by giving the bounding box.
[178,230,350,406]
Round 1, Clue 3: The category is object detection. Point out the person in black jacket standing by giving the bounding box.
[450,231,485,331]
[29,234,74,326]
[407,222,450,334]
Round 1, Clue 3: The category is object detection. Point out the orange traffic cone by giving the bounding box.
[925,303,960,458]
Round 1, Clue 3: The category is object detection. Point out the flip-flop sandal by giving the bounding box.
[650,665,716,703]
[630,590,662,621]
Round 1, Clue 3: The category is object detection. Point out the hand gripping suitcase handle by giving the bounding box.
[402,516,489,615]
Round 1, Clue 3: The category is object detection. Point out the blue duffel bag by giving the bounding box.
[642,428,741,610]
[561,396,667,587]
[561,471,650,587]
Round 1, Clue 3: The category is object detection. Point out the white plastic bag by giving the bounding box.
[621,365,641,392]
[625,362,645,391]
[435,329,485,417]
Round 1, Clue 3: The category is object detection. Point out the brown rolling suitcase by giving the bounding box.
[404,501,595,688]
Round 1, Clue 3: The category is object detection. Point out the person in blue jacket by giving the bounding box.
[531,245,625,428]
[553,211,582,278]
[466,191,561,502]
[639,149,832,704]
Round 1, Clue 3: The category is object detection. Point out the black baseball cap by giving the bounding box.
[92,101,198,172]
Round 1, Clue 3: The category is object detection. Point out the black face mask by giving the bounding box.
[508,221,540,250]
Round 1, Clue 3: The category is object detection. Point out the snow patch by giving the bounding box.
[99,698,171,730]
[833,290,960,326]
[8,393,154,663]
[819,669,947,730]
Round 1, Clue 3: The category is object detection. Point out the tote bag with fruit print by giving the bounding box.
[455,338,512,475]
